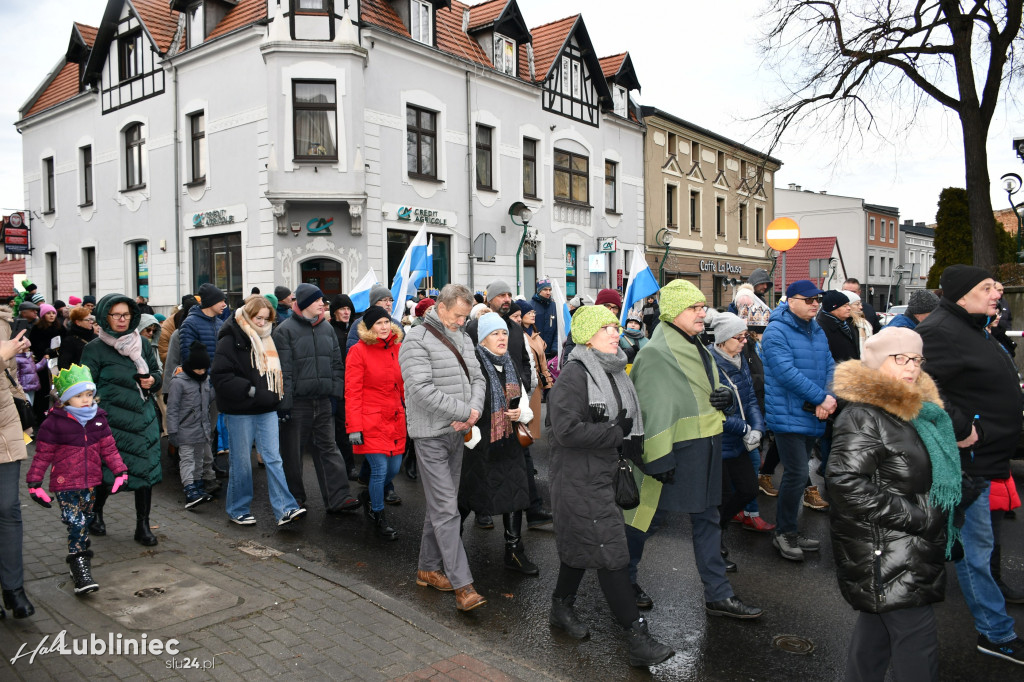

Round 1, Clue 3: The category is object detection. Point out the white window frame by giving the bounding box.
[613,85,627,117]
[870,217,875,238]
[410,0,432,45]
[494,34,516,76]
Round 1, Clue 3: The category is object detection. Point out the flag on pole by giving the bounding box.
[390,222,429,318]
[550,277,572,354]
[348,267,378,313]
[620,247,660,326]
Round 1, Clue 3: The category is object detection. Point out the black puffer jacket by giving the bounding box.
[211,316,282,415]
[916,298,1023,479]
[826,360,948,614]
[58,322,96,370]
[272,308,344,410]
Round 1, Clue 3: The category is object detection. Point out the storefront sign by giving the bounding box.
[306,217,333,235]
[2,213,29,255]
[189,204,246,229]
[699,259,743,275]
[383,203,457,227]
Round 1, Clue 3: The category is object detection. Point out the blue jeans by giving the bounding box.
[743,447,761,514]
[774,432,818,535]
[955,488,1017,643]
[216,413,229,452]
[225,412,299,522]
[365,454,402,512]
[0,460,24,590]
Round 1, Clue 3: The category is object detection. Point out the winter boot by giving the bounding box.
[184,482,212,509]
[67,551,99,594]
[134,486,158,546]
[89,485,109,536]
[550,595,589,639]
[370,509,398,540]
[2,588,34,619]
[626,618,675,667]
[992,544,1024,604]
[358,489,371,517]
[503,513,539,575]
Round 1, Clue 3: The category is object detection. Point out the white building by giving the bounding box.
[899,219,935,296]
[16,0,645,309]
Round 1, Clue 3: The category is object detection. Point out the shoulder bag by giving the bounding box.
[5,370,34,431]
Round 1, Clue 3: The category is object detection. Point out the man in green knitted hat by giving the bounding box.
[625,279,763,620]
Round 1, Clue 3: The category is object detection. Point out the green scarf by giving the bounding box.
[910,400,962,558]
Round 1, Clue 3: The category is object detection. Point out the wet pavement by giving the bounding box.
[234,414,1024,681]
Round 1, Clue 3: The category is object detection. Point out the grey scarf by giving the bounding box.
[568,345,643,439]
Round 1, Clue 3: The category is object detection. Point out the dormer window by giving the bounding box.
[186,3,204,49]
[118,30,143,82]
[410,0,432,45]
[297,0,328,12]
[613,85,627,117]
[494,35,516,76]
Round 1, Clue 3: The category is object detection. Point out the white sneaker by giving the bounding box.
[231,514,257,525]
[278,508,307,526]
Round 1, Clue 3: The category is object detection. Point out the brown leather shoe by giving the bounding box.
[455,584,487,611]
[416,570,454,592]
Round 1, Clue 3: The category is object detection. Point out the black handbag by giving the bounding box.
[5,370,34,431]
[613,456,640,510]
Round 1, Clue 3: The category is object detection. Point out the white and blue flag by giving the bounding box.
[390,223,430,318]
[348,267,378,313]
[620,247,660,326]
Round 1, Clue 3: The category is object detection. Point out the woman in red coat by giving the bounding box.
[346,306,405,539]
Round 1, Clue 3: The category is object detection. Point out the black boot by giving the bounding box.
[358,489,371,517]
[550,595,589,639]
[2,588,35,619]
[90,485,109,536]
[134,487,158,546]
[626,618,675,667]
[67,551,99,594]
[992,544,1024,604]
[405,451,418,481]
[370,509,398,540]
[503,512,539,575]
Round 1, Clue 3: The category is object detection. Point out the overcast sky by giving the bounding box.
[2,0,1022,225]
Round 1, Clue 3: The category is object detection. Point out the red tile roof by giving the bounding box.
[74,22,98,46]
[25,61,81,118]
[467,0,506,30]
[437,1,491,67]
[206,0,267,41]
[361,0,411,38]
[599,53,626,79]
[772,237,840,291]
[0,258,25,298]
[130,0,182,54]
[518,14,577,83]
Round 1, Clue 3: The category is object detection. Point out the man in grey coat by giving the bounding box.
[399,284,487,611]
[274,283,360,514]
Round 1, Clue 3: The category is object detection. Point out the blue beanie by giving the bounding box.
[477,312,508,341]
[517,300,535,315]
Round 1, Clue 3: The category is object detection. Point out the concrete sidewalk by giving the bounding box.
[0,462,549,681]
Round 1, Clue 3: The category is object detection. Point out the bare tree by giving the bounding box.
[757,0,1023,268]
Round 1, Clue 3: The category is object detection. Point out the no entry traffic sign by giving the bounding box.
[765,217,800,252]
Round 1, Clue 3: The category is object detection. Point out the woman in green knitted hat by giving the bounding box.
[826,326,960,680]
[546,305,674,667]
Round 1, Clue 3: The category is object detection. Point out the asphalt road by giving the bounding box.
[180,417,1024,680]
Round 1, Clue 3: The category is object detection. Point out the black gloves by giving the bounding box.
[277,410,291,423]
[613,408,633,438]
[709,387,733,410]
[622,436,644,469]
[651,468,675,485]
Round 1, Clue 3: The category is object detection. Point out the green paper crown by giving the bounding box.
[54,364,94,398]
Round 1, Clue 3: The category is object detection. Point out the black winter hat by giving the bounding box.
[294,283,324,311]
[330,294,354,317]
[198,283,226,309]
[181,294,198,310]
[184,341,210,371]
[274,285,291,301]
[361,306,391,330]
[83,295,96,306]
[821,290,850,313]
[939,264,992,302]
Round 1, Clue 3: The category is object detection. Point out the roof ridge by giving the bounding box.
[528,13,579,32]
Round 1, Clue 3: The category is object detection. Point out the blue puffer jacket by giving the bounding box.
[179,305,224,363]
[710,345,764,459]
[531,293,558,352]
[885,313,917,329]
[762,302,835,436]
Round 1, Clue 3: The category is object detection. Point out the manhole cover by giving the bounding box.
[237,540,283,559]
[772,634,814,655]
[133,587,166,598]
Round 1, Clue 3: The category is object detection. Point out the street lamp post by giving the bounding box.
[1000,173,1024,262]
[509,201,533,295]
[654,228,672,285]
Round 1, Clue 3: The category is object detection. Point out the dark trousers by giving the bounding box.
[332,399,356,473]
[0,461,24,590]
[845,605,938,682]
[523,447,544,515]
[774,432,818,535]
[720,456,758,526]
[626,506,733,602]
[279,397,353,510]
[554,562,638,628]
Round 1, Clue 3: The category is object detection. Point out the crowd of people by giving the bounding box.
[0,266,1023,676]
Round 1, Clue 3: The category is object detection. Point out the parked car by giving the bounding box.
[881,305,908,326]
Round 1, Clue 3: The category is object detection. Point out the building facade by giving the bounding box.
[17,0,645,309]
[899,219,935,296]
[864,203,901,309]
[640,107,781,309]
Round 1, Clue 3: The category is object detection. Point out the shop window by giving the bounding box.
[192,233,243,308]
[301,258,342,296]
[387,230,450,292]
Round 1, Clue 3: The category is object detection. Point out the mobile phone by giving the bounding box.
[509,397,520,410]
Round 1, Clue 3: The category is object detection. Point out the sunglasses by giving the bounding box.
[790,296,822,304]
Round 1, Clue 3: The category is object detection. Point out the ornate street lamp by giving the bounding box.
[654,228,672,285]
[999,173,1024,262]
[509,201,533,295]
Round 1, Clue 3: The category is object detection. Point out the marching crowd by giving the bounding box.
[0,264,1023,676]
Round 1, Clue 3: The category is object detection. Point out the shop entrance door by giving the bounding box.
[301,258,342,296]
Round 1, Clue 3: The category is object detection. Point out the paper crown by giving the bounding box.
[54,364,96,401]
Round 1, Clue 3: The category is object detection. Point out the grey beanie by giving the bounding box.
[369,284,393,307]
[748,268,771,287]
[712,312,748,344]
[274,285,291,301]
[906,289,940,317]
[485,279,512,300]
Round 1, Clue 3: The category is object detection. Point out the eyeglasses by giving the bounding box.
[686,304,708,313]
[379,298,394,304]
[790,296,822,304]
[107,312,131,320]
[604,304,622,314]
[600,325,622,336]
[890,354,926,367]
[731,333,749,342]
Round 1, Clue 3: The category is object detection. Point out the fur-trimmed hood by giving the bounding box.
[357,320,404,345]
[832,359,942,421]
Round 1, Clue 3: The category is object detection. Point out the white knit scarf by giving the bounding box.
[97,327,149,400]
[235,308,284,398]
